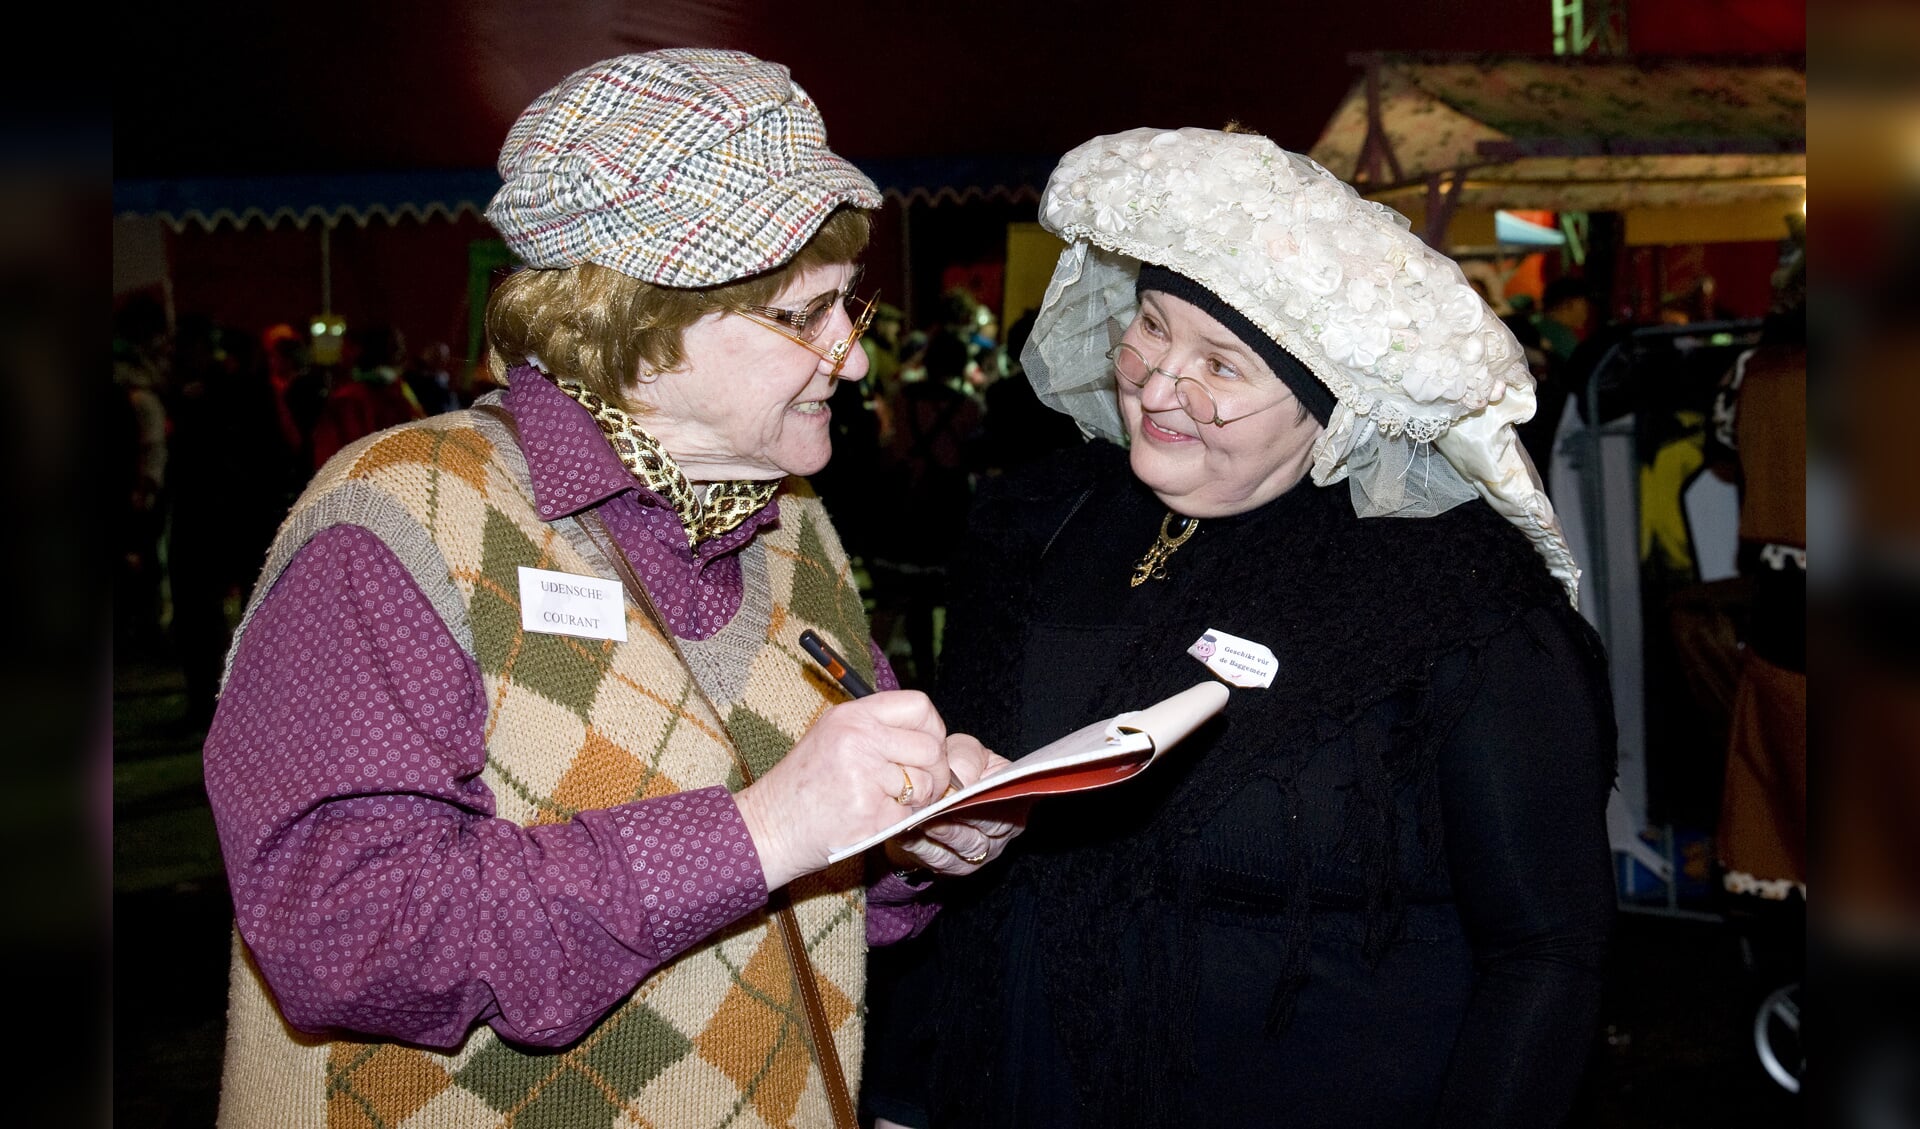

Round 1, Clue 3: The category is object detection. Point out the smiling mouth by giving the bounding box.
[790,400,829,416]
[1139,414,1196,443]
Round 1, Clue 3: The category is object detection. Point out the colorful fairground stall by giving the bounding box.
[1312,51,1806,932]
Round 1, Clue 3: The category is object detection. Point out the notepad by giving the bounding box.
[826,680,1229,863]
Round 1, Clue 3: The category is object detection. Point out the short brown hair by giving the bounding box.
[484,207,872,410]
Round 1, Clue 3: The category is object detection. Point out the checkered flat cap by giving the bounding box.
[487,49,881,287]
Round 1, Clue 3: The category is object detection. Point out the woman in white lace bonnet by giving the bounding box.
[866,127,1618,1128]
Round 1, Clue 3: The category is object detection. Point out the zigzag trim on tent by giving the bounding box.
[116,199,489,233]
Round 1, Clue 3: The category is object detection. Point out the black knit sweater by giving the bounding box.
[864,441,1617,1129]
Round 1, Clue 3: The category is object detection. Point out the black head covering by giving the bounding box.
[1136,263,1336,426]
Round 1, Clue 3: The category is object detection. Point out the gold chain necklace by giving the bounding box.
[1130,512,1199,587]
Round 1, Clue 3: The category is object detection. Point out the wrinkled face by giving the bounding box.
[625,262,869,482]
[1119,291,1326,518]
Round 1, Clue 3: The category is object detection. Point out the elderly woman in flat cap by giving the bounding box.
[867,128,1616,1128]
[204,50,1015,1129]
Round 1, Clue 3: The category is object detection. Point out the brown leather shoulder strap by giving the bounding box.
[478,400,858,1129]
[574,509,861,1129]
[769,897,859,1129]
[473,400,519,439]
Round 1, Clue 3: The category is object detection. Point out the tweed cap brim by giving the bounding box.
[487,49,881,288]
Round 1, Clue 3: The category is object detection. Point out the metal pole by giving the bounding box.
[1579,339,1625,647]
[1586,320,1763,922]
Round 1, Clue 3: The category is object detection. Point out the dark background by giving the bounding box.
[112,3,1813,1126]
[116,0,1802,177]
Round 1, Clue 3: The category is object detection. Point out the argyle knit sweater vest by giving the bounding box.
[216,405,875,1129]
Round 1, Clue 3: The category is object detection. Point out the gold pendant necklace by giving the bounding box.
[1130,512,1199,587]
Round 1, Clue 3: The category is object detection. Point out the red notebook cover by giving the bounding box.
[826,681,1228,863]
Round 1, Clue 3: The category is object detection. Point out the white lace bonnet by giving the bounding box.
[1022,126,1579,603]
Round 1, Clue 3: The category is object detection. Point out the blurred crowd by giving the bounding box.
[811,286,1082,686]
[111,254,1794,714]
[112,296,474,730]
[110,282,1095,723]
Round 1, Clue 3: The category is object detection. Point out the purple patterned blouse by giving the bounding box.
[203,368,934,1049]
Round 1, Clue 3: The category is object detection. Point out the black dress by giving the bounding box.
[864,442,1617,1129]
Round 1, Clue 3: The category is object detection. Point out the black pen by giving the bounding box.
[799,629,875,699]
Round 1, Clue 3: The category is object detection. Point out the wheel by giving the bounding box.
[1753,981,1802,1094]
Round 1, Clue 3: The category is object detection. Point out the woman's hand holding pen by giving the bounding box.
[885,733,1030,877]
[793,629,1025,879]
[734,691,954,891]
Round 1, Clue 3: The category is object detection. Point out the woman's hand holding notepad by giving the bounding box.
[826,681,1229,864]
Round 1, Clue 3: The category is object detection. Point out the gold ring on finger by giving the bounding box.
[894,765,916,806]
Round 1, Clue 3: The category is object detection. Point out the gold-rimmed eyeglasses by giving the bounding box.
[739,267,864,342]
[1109,341,1288,427]
[738,288,879,375]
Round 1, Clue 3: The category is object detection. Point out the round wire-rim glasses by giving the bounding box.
[1108,341,1288,427]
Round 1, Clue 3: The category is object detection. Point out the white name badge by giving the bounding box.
[1188,627,1278,689]
[517,566,627,642]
